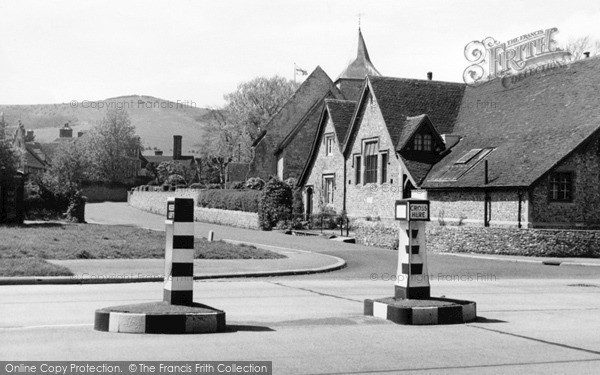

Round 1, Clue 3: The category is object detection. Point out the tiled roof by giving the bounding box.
[325,99,356,146]
[338,79,366,101]
[337,29,381,81]
[400,157,436,186]
[424,56,600,189]
[369,76,465,148]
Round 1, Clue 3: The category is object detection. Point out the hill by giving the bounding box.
[0,95,211,156]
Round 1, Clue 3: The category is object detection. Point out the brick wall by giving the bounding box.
[304,116,346,214]
[344,93,403,219]
[530,136,600,228]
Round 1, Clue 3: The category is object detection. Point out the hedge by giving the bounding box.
[197,189,261,213]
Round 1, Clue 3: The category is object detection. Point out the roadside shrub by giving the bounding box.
[245,177,265,190]
[198,189,261,213]
[230,181,245,190]
[166,174,186,186]
[162,184,169,192]
[258,178,293,230]
[284,177,297,187]
[207,183,222,189]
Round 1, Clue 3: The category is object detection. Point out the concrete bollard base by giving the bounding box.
[364,297,476,325]
[94,301,226,334]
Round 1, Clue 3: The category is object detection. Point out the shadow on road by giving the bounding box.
[225,325,275,333]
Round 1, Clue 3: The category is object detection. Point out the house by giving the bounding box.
[141,135,200,181]
[11,119,51,175]
[299,55,600,229]
[250,28,381,181]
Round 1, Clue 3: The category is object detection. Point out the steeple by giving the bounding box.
[337,28,381,81]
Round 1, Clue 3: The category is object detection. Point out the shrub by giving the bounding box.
[245,177,265,190]
[258,178,293,230]
[147,179,159,186]
[166,174,186,186]
[162,185,169,192]
[284,177,297,187]
[198,189,261,213]
[189,183,205,189]
[207,183,222,189]
[292,187,304,219]
[230,181,245,190]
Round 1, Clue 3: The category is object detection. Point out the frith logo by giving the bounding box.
[463,27,571,87]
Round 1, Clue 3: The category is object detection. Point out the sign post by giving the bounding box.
[394,197,431,299]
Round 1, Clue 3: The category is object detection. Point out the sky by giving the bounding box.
[0,0,598,107]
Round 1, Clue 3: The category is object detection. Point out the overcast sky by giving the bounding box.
[1,0,598,107]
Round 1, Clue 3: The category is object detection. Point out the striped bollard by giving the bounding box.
[164,198,195,305]
[394,197,431,299]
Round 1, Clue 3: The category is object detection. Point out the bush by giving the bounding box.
[284,177,297,187]
[245,177,265,190]
[166,174,186,186]
[198,189,261,213]
[207,183,222,189]
[230,181,245,190]
[189,183,205,189]
[258,178,293,230]
[147,179,159,186]
[292,187,304,218]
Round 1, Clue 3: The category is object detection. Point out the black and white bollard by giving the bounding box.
[164,197,195,305]
[394,199,431,299]
[363,191,476,325]
[94,196,226,334]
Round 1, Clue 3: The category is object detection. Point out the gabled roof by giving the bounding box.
[24,143,48,170]
[337,28,381,81]
[343,76,465,157]
[423,56,600,189]
[396,114,445,151]
[298,99,357,186]
[326,99,356,146]
[262,66,340,147]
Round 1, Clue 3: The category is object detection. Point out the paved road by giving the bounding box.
[2,202,599,374]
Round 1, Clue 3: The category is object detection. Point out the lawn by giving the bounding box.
[0,223,285,276]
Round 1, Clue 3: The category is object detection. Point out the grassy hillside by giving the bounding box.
[0,95,211,155]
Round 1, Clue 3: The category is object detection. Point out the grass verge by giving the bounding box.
[0,223,285,276]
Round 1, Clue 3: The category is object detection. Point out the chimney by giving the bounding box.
[59,122,73,138]
[25,130,34,141]
[173,135,182,160]
[155,150,163,156]
[77,131,84,138]
[584,52,590,58]
[427,72,433,80]
[441,134,461,149]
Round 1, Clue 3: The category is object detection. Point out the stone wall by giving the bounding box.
[428,190,529,228]
[128,189,258,229]
[344,92,403,219]
[530,136,600,228]
[304,116,347,214]
[354,219,600,257]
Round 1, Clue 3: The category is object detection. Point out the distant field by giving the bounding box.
[0,95,211,154]
[0,222,285,276]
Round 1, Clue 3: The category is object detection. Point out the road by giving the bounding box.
[1,203,599,374]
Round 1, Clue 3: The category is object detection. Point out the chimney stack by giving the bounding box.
[77,131,84,138]
[584,52,590,58]
[427,72,433,80]
[59,122,73,138]
[173,135,182,160]
[26,130,34,141]
[155,150,163,156]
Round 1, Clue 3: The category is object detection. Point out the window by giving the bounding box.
[549,172,573,202]
[413,133,433,151]
[423,134,432,151]
[355,155,361,184]
[364,141,378,183]
[380,152,388,183]
[414,134,423,151]
[323,176,334,204]
[325,135,334,155]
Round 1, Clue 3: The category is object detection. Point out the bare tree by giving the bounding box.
[564,35,597,61]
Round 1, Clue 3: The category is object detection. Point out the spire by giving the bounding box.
[337,28,381,81]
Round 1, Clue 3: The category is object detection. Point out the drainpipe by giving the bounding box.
[343,158,347,213]
[517,191,522,229]
[483,160,490,227]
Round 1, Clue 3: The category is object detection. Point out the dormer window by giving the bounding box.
[414,133,432,151]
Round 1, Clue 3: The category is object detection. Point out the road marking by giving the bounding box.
[0,323,93,330]
[269,281,363,303]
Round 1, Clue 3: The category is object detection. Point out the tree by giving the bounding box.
[200,76,299,184]
[564,35,599,61]
[84,109,141,184]
[156,160,197,185]
[0,120,22,179]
